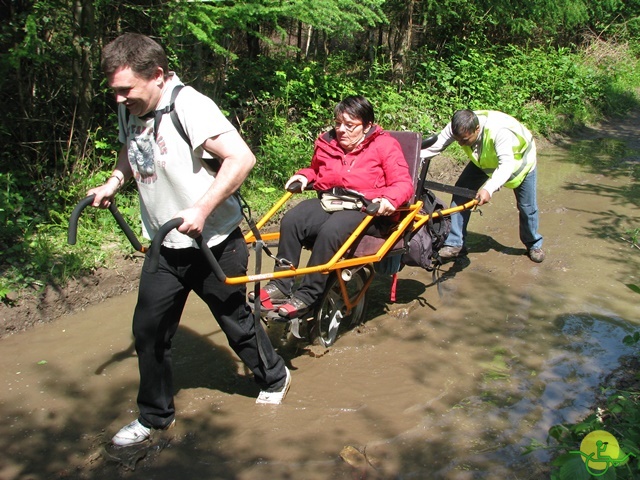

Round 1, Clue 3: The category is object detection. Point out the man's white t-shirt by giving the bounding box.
[118,74,242,248]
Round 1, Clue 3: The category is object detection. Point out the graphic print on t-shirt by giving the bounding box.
[129,134,157,184]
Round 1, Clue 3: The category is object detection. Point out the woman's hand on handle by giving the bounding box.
[371,197,395,216]
[285,174,308,191]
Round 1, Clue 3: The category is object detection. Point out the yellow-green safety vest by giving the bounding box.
[461,110,535,189]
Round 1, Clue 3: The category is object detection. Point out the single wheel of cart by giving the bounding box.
[309,265,373,347]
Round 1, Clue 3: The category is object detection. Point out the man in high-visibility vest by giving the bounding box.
[421,109,544,263]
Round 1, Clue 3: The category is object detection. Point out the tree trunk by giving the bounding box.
[72,0,95,166]
[391,0,414,82]
[296,20,302,62]
[247,23,260,59]
[305,24,312,59]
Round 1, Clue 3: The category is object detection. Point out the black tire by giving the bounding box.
[308,267,371,347]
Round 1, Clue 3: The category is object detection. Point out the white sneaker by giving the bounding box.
[256,367,291,405]
[111,418,175,447]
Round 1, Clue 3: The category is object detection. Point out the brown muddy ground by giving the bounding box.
[0,111,639,480]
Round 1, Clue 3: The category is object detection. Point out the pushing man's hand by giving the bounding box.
[88,178,120,209]
[475,188,491,206]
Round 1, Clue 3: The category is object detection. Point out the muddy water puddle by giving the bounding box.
[0,135,639,479]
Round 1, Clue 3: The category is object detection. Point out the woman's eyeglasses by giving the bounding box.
[334,121,362,132]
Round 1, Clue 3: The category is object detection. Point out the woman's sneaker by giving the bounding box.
[248,283,288,311]
[248,283,287,302]
[277,296,312,319]
[111,418,175,447]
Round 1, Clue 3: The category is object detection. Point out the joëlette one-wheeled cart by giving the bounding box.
[68,132,477,348]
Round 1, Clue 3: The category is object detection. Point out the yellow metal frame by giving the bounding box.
[236,192,478,286]
[332,265,377,317]
[236,190,477,320]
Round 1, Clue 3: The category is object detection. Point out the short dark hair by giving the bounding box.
[451,109,479,136]
[101,33,169,80]
[334,95,375,127]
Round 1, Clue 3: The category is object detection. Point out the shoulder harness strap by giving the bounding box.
[151,84,191,149]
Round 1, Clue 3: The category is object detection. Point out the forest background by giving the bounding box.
[1,0,639,300]
[1,2,640,477]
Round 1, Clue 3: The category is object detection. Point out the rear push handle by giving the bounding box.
[421,133,438,149]
[418,133,481,200]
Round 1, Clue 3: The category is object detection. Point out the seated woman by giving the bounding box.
[255,95,414,319]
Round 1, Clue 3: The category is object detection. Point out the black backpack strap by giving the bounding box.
[160,85,277,263]
[170,85,224,173]
[148,84,193,149]
[167,85,192,148]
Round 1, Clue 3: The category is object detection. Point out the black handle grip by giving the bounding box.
[147,217,184,273]
[68,195,144,252]
[421,134,438,149]
[365,203,380,215]
[108,204,144,252]
[147,217,227,282]
[335,187,380,215]
[68,195,96,245]
[194,236,227,282]
[286,181,304,193]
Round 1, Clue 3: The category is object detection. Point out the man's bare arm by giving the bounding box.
[176,129,256,237]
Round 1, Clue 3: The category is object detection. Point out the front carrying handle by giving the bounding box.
[286,180,304,193]
[68,194,144,252]
[337,187,381,216]
[147,217,227,282]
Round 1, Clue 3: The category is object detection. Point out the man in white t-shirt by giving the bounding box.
[88,33,291,447]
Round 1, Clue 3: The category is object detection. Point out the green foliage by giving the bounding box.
[534,389,640,479]
[623,330,640,346]
[415,0,593,48]
[163,0,385,63]
[225,55,360,183]
[621,228,640,251]
[0,166,140,303]
[1,0,640,300]
[407,42,639,136]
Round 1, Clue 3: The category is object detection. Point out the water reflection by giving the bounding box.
[348,312,638,478]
